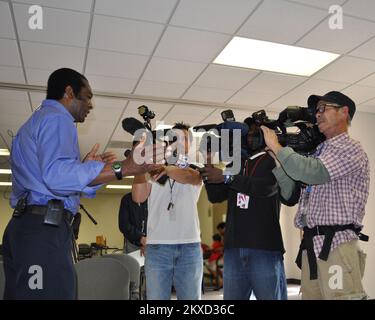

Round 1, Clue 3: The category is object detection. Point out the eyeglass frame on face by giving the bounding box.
[315,103,343,114]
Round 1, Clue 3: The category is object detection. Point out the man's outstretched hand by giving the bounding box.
[83,143,117,164]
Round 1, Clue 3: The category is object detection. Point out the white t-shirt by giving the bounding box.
[147,178,202,244]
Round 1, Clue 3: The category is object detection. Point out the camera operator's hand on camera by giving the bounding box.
[261,126,282,155]
[265,147,281,168]
[200,165,224,184]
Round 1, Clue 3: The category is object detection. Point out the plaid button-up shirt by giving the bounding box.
[294,133,370,257]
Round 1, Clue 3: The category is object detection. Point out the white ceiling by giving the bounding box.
[1,0,375,166]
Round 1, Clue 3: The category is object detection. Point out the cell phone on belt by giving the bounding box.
[44,199,64,227]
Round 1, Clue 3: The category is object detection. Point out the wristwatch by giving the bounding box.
[111,161,123,180]
[224,174,234,185]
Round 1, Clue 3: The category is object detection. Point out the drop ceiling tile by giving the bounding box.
[0,90,31,117]
[357,73,375,87]
[312,56,375,83]
[343,0,375,22]
[25,68,53,85]
[154,26,230,63]
[86,49,149,79]
[359,97,375,107]
[0,99,31,116]
[29,92,47,110]
[242,72,307,94]
[227,90,282,107]
[183,86,235,103]
[12,0,93,12]
[0,114,30,128]
[87,74,137,94]
[90,15,164,55]
[298,15,375,54]
[0,89,29,101]
[94,0,177,23]
[195,65,259,90]
[77,119,116,158]
[349,37,375,61]
[171,0,261,34]
[287,0,346,9]
[0,66,25,84]
[13,3,90,47]
[356,103,375,114]
[163,104,214,126]
[341,84,375,104]
[0,2,15,38]
[0,39,22,67]
[142,57,207,84]
[86,97,126,122]
[267,78,350,111]
[21,42,85,71]
[135,80,188,98]
[238,0,326,44]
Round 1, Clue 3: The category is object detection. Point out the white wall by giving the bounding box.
[348,111,375,298]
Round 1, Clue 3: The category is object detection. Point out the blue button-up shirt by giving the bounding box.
[10,99,104,214]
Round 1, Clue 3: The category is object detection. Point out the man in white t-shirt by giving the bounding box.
[132,122,203,300]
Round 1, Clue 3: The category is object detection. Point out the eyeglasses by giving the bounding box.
[315,103,342,114]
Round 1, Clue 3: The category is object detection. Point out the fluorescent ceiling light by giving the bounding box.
[0,149,10,156]
[214,37,340,76]
[0,169,12,174]
[0,182,12,186]
[106,185,132,189]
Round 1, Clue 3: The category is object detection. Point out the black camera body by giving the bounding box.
[252,106,325,155]
[194,110,249,161]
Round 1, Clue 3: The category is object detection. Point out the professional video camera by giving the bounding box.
[193,110,249,161]
[122,105,189,183]
[122,105,176,146]
[194,106,325,163]
[251,106,325,154]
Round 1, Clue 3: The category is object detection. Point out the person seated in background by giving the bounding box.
[216,222,226,245]
[205,233,224,288]
[118,193,148,254]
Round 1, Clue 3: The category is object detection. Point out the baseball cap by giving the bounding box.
[307,91,356,119]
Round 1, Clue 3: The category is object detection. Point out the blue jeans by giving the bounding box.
[145,243,203,300]
[223,248,287,300]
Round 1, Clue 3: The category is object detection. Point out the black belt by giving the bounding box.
[25,205,74,223]
[295,224,369,280]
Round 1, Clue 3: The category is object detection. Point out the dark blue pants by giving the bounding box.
[223,248,287,300]
[2,213,76,300]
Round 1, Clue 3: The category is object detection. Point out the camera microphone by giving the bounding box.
[122,117,146,135]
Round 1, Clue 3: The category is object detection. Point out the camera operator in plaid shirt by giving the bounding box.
[261,91,370,300]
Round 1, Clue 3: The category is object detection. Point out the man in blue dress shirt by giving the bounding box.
[2,68,165,299]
